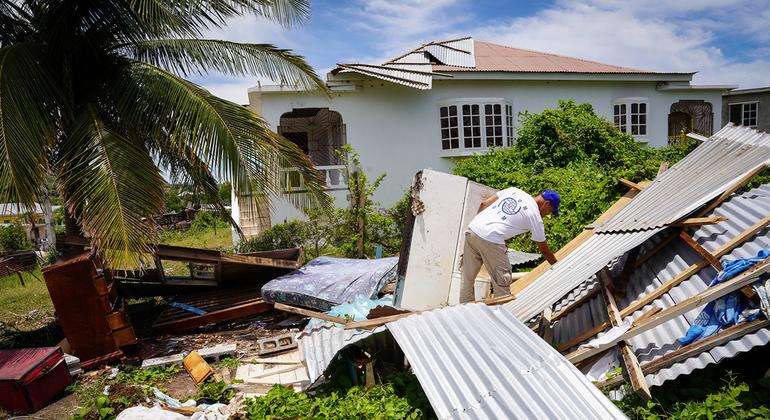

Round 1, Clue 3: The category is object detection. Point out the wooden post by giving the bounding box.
[678,231,723,271]
[538,308,554,345]
[598,269,651,400]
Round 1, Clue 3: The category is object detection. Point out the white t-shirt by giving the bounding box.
[468,187,546,244]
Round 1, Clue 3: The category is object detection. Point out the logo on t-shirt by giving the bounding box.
[499,197,522,215]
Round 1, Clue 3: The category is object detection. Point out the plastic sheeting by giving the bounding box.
[261,257,398,311]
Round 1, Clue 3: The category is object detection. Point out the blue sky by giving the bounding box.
[196,0,770,104]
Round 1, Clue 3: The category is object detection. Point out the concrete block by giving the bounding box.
[256,333,297,356]
[141,353,184,369]
[198,343,237,361]
[141,343,237,369]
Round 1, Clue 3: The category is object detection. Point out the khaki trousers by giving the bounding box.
[459,230,512,303]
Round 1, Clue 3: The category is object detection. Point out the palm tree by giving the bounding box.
[0,1,329,265]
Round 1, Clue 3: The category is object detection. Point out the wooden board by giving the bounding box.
[153,287,273,333]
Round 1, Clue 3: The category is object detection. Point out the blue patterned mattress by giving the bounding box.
[261,256,399,311]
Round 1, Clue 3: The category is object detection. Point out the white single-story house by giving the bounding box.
[235,37,735,237]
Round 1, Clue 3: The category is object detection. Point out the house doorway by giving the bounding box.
[668,100,713,145]
[278,108,348,190]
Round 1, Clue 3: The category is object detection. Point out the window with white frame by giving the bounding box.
[728,102,758,127]
[612,98,648,136]
[438,99,513,153]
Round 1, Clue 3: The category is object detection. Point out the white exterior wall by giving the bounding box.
[256,78,722,221]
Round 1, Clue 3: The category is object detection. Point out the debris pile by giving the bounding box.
[3,124,770,418]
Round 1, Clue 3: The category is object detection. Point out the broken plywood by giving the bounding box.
[394,170,496,310]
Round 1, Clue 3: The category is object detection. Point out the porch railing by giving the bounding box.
[280,165,348,193]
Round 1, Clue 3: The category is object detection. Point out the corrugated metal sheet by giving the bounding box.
[336,63,434,90]
[505,124,770,323]
[505,230,661,322]
[508,249,541,266]
[599,124,770,232]
[297,323,386,383]
[422,37,475,68]
[387,304,626,420]
[552,182,770,387]
[433,40,665,74]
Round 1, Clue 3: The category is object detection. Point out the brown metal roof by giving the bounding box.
[432,40,692,75]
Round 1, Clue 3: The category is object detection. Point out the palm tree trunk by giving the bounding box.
[42,190,56,250]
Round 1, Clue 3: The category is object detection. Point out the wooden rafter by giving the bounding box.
[620,214,770,318]
[679,231,723,271]
[597,318,770,389]
[273,303,349,325]
[619,178,644,191]
[675,216,728,227]
[567,257,770,364]
[598,269,651,400]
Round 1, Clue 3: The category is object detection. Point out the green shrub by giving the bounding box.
[244,382,427,419]
[196,379,234,403]
[189,211,228,232]
[236,220,308,253]
[454,100,697,252]
[0,223,32,252]
[616,374,770,419]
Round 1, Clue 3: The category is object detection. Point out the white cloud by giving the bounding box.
[195,76,255,104]
[195,13,315,101]
[339,0,467,63]
[470,0,770,88]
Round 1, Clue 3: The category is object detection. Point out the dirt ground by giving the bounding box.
[27,310,306,419]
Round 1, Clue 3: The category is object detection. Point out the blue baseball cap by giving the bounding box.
[541,190,560,217]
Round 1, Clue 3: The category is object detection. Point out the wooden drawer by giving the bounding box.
[107,311,131,331]
[112,326,137,347]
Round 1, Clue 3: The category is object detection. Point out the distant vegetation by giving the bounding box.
[0,223,32,253]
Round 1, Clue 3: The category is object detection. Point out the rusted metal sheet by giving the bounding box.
[153,287,273,333]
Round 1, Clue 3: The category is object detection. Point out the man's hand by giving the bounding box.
[535,241,557,265]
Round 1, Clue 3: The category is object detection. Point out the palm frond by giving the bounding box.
[127,0,309,35]
[0,43,57,205]
[114,60,329,212]
[151,134,239,232]
[130,39,327,92]
[56,104,164,267]
[0,2,33,45]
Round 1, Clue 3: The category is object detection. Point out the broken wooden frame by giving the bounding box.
[550,164,769,343]
[152,286,273,333]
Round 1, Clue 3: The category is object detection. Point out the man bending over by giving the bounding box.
[459,188,559,303]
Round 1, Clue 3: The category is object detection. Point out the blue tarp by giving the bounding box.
[261,256,399,311]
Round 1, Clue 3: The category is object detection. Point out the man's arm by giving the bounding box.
[535,241,557,265]
[478,194,498,213]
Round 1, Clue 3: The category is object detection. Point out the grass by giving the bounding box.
[160,225,233,250]
[0,268,52,326]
